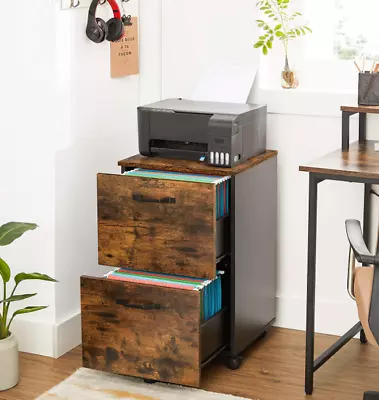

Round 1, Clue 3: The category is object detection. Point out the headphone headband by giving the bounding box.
[89,0,122,20]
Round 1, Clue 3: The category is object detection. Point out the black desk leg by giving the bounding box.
[359,113,367,142]
[305,174,320,395]
[361,182,372,344]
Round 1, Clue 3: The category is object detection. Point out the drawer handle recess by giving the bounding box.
[132,194,176,204]
[116,299,162,310]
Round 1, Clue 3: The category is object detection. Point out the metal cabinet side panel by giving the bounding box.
[231,156,277,355]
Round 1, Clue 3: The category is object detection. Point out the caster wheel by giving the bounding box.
[144,379,156,384]
[227,356,243,370]
[258,330,268,340]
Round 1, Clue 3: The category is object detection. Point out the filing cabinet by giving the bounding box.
[81,151,277,388]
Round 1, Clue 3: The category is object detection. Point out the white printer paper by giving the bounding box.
[189,65,257,104]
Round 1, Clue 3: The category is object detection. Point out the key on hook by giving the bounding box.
[70,0,80,7]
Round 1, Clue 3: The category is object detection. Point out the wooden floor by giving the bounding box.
[1,327,379,400]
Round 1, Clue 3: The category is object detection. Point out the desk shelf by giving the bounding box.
[340,105,379,151]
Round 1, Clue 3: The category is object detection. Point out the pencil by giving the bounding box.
[354,61,361,72]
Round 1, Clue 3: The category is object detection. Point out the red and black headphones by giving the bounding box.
[86,0,130,43]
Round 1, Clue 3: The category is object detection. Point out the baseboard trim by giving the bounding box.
[11,319,55,357]
[10,311,81,358]
[275,295,360,337]
[54,311,82,358]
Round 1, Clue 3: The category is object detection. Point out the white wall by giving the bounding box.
[52,0,162,357]
[53,5,140,356]
[1,0,162,357]
[0,0,57,356]
[266,113,363,335]
[160,1,375,337]
[265,112,379,336]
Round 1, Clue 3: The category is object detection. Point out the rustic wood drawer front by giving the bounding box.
[81,276,201,387]
[98,173,217,279]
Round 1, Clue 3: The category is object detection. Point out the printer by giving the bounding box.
[138,98,267,168]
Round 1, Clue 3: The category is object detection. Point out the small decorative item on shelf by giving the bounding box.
[355,58,379,106]
[253,0,312,89]
[0,222,57,391]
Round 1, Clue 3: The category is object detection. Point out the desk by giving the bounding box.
[300,108,379,394]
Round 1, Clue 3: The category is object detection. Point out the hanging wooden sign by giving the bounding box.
[110,17,139,78]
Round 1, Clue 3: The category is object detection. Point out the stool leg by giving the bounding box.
[360,329,368,344]
[361,183,371,345]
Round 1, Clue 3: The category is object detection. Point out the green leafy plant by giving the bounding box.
[254,0,312,61]
[0,222,57,340]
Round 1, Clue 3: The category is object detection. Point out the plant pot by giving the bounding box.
[0,334,19,391]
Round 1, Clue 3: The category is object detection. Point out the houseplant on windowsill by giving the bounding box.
[253,0,312,89]
[0,222,57,391]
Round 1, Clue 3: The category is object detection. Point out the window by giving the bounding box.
[306,0,379,62]
[260,0,379,92]
[334,0,379,61]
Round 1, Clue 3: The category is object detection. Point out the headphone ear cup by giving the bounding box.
[86,17,107,43]
[95,18,107,41]
[106,18,124,42]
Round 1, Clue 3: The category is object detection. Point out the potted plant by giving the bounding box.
[0,222,57,391]
[253,0,312,88]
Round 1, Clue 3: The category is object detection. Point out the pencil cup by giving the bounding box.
[358,72,379,106]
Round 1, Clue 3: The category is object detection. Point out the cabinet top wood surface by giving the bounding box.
[300,140,379,180]
[341,105,379,114]
[118,150,278,176]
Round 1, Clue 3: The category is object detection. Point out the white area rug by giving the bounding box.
[37,368,250,400]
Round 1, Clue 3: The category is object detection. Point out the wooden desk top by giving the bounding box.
[341,105,379,114]
[118,150,278,176]
[300,140,379,180]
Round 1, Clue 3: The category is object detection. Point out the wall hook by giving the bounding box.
[119,0,132,25]
[70,0,80,8]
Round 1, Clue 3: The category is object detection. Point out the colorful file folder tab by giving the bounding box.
[106,268,223,322]
[124,169,231,219]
